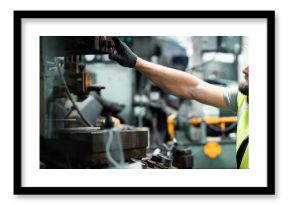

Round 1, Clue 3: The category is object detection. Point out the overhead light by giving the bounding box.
[84,55,95,62]
[203,52,235,63]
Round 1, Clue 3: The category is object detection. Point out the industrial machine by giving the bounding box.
[40,36,152,169]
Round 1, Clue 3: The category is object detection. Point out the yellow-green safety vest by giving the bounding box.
[236,92,249,169]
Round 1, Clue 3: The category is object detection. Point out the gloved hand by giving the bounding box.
[109,37,137,68]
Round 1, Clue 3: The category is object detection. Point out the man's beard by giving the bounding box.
[239,81,249,96]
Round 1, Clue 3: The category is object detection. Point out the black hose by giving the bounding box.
[183,120,237,143]
[203,120,237,134]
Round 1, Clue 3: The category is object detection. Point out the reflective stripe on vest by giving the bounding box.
[236,92,249,169]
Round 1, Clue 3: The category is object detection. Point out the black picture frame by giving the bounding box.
[14,10,275,195]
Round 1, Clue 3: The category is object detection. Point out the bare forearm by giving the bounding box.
[134,57,227,108]
[135,58,201,98]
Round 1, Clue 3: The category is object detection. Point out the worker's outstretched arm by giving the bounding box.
[109,37,227,109]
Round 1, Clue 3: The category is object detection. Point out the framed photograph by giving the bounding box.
[14,10,275,195]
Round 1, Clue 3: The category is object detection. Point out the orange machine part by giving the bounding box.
[204,141,222,159]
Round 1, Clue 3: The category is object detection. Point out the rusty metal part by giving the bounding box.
[54,127,149,168]
[172,145,194,169]
[58,127,148,152]
[142,153,175,169]
[88,148,146,168]
[62,55,97,99]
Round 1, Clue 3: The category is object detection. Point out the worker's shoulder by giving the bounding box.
[223,87,239,96]
[223,87,239,112]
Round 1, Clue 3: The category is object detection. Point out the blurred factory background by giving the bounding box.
[40,36,248,169]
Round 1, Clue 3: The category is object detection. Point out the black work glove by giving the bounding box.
[109,37,137,68]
